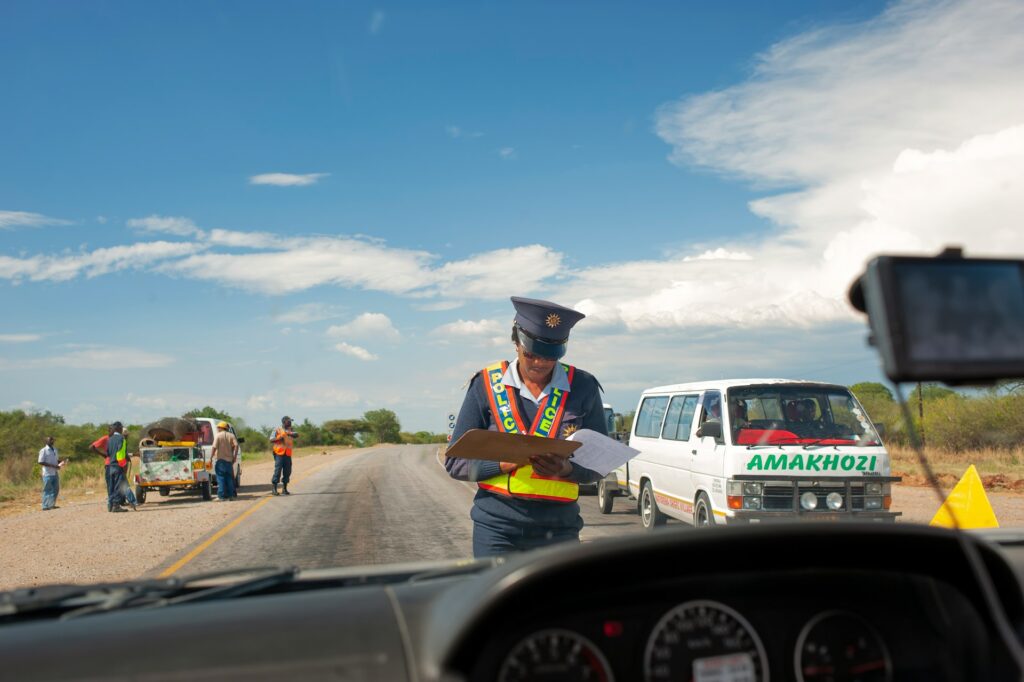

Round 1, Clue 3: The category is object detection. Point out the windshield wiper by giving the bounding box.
[58,566,299,620]
[801,439,838,450]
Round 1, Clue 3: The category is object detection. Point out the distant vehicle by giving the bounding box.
[192,417,244,490]
[134,442,211,503]
[597,379,900,525]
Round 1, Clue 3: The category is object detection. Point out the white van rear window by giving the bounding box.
[635,396,669,438]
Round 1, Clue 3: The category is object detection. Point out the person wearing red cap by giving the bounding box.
[445,296,609,557]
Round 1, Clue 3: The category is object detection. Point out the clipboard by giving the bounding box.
[444,429,582,467]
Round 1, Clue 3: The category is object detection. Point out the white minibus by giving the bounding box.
[598,379,901,527]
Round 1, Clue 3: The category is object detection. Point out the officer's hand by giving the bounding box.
[530,454,572,478]
[499,461,517,474]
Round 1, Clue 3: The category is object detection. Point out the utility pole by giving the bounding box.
[917,382,926,447]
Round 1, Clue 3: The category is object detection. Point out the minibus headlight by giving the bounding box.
[742,482,763,496]
[800,492,818,510]
[865,482,883,496]
[726,480,743,496]
[864,496,883,510]
[742,496,762,510]
[826,492,844,511]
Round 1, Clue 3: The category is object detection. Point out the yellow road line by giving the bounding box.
[158,456,340,578]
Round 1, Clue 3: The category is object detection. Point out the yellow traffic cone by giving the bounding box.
[929,464,999,529]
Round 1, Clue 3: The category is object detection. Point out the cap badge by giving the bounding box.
[561,423,578,438]
[545,313,561,328]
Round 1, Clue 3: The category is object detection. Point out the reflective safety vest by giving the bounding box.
[477,361,579,503]
[115,436,128,468]
[272,428,294,456]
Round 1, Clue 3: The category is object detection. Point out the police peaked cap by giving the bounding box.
[511,296,585,342]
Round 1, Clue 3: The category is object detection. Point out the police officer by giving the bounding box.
[445,296,608,557]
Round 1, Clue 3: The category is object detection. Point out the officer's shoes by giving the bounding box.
[109,506,127,513]
[272,484,279,496]
[282,486,290,495]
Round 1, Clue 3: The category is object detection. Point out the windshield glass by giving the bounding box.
[727,385,882,447]
[1,1,1021,597]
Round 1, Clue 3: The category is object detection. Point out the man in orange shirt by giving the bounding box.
[270,416,299,496]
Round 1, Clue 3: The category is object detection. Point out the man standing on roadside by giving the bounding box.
[211,421,239,501]
[105,422,129,513]
[270,416,299,496]
[38,436,64,511]
[90,426,117,508]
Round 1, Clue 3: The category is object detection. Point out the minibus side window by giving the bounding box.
[635,396,669,438]
[697,391,725,444]
[662,395,699,441]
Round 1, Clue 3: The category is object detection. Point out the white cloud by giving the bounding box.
[326,312,400,342]
[561,0,1024,332]
[164,235,435,295]
[431,318,508,347]
[334,342,378,361]
[283,382,361,409]
[1,346,174,370]
[656,0,1024,185]
[0,333,41,343]
[446,125,483,139]
[498,147,517,160]
[414,300,465,312]
[249,173,329,187]
[127,215,204,237]
[247,393,275,412]
[0,210,71,230]
[0,241,199,283]
[205,228,281,249]
[272,303,346,325]
[369,10,386,35]
[435,245,562,299]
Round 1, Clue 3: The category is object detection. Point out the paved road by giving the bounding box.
[165,444,647,577]
[158,443,1009,579]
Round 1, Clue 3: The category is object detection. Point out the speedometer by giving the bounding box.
[497,628,614,682]
[795,611,891,682]
[645,600,768,682]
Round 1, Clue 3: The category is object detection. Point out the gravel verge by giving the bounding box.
[0,448,356,592]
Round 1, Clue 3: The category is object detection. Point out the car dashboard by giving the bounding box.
[1,524,1022,682]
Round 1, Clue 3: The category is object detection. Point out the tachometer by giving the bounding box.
[795,611,891,682]
[644,600,768,682]
[497,628,614,682]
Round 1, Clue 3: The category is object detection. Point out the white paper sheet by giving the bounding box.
[565,429,640,476]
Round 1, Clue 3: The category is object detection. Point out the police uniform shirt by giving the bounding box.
[445,361,608,532]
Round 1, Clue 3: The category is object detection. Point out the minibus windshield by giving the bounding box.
[726,385,882,447]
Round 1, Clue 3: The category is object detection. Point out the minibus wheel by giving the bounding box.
[597,480,614,514]
[640,481,666,530]
[694,492,715,527]
[158,487,169,497]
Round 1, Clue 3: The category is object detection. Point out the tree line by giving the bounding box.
[0,407,446,488]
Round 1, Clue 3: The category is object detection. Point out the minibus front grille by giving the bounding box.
[761,482,866,512]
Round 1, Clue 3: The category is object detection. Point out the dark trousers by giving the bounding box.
[106,464,125,511]
[271,455,292,486]
[471,519,580,558]
[215,459,236,499]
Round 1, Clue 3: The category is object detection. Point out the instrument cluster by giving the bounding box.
[496,600,891,682]
[474,568,983,682]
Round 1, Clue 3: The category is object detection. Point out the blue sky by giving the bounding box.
[2,0,1023,431]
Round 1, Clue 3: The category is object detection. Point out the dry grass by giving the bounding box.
[888,445,1024,490]
[0,445,351,513]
